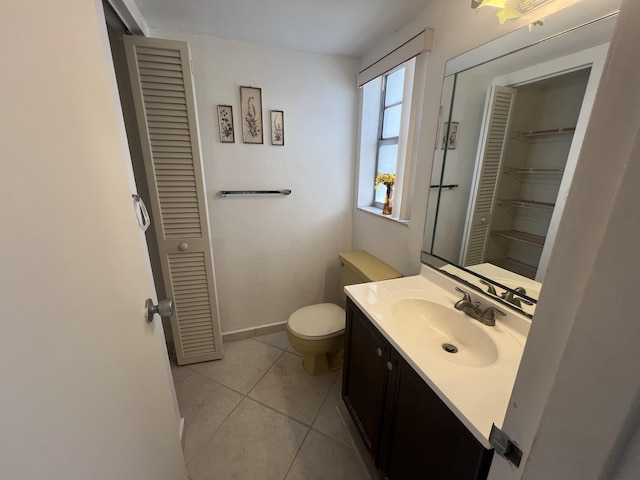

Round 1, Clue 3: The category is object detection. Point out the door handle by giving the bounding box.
[145,298,174,323]
[132,194,151,232]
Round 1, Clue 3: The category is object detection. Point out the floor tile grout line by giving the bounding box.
[184,342,285,396]
[308,428,373,480]
[176,333,367,478]
[282,426,312,480]
[184,367,252,397]
[246,351,337,427]
[246,348,287,397]
[308,423,355,450]
[181,349,287,467]
[250,336,289,352]
[171,370,193,387]
[309,370,341,427]
[332,404,375,480]
[183,383,247,466]
[243,395,314,429]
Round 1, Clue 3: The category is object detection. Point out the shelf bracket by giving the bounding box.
[489,424,522,467]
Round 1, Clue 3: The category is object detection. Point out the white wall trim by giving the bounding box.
[107,0,150,36]
[357,29,433,87]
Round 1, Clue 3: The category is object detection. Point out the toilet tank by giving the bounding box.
[338,251,402,298]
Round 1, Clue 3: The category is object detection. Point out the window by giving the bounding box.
[357,58,417,220]
[374,66,406,206]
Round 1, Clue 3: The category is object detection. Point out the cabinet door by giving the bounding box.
[343,299,389,464]
[380,350,493,480]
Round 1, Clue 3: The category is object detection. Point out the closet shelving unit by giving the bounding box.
[497,199,555,214]
[503,166,564,181]
[492,229,546,247]
[489,257,538,280]
[487,125,577,280]
[511,126,576,138]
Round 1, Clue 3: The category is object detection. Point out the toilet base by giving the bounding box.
[286,330,344,376]
[302,346,344,376]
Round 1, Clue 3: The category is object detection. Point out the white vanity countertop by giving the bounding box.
[345,265,531,449]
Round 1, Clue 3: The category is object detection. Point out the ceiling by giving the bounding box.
[132,0,433,58]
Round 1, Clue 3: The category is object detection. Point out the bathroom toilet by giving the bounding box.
[287,250,402,375]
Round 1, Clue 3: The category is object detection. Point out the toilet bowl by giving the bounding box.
[286,303,346,376]
[287,251,402,376]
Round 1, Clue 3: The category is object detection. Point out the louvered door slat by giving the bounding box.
[138,61,182,72]
[167,252,217,357]
[125,36,222,365]
[463,86,517,266]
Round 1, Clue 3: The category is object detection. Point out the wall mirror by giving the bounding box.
[422,7,619,317]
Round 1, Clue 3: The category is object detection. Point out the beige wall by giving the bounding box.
[152,29,359,333]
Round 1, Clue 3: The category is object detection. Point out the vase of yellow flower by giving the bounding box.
[375,173,396,215]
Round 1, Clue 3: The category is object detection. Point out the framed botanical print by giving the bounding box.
[240,86,263,144]
[217,105,235,143]
[270,110,284,146]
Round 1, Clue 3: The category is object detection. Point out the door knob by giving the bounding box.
[178,242,189,251]
[145,298,174,323]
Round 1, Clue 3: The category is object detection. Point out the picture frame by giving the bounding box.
[270,110,284,146]
[239,86,263,144]
[442,121,460,150]
[217,105,235,143]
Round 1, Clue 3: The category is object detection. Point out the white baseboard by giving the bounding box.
[222,321,287,343]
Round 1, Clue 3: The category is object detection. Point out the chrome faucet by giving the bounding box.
[501,287,534,308]
[479,279,497,295]
[454,287,506,327]
[454,287,482,316]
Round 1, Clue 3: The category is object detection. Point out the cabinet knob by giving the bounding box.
[386,361,393,371]
[178,242,189,251]
[376,347,382,357]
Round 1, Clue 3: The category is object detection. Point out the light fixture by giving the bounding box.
[475,0,560,24]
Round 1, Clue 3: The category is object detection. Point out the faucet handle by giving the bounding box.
[481,306,506,323]
[455,287,472,302]
[502,287,534,307]
[513,287,534,306]
[479,279,497,295]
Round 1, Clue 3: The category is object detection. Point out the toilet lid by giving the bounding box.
[288,303,346,338]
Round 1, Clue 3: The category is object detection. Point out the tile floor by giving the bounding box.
[171,331,372,480]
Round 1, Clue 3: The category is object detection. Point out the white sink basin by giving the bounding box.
[392,299,500,368]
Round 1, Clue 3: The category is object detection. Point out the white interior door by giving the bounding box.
[461,85,517,266]
[123,36,224,366]
[0,2,187,479]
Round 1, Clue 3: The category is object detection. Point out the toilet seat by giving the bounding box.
[287,303,346,341]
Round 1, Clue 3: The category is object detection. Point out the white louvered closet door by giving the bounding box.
[123,36,223,365]
[461,85,517,266]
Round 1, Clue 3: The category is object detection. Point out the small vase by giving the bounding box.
[383,183,393,215]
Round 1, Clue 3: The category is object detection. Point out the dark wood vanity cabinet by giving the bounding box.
[342,298,493,480]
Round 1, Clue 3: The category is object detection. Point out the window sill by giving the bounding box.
[357,206,410,226]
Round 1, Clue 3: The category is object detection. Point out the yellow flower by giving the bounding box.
[375,173,396,188]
